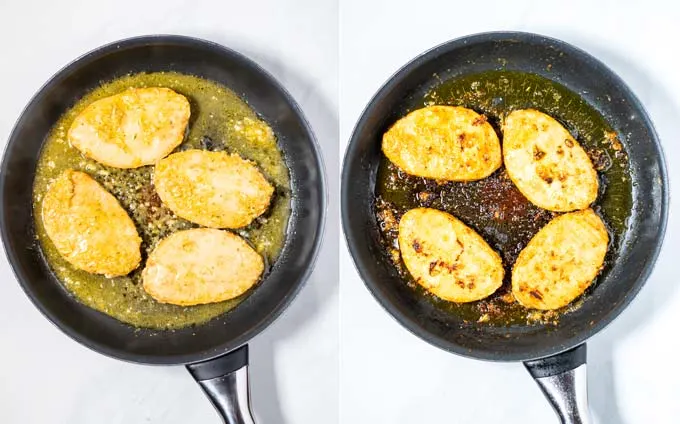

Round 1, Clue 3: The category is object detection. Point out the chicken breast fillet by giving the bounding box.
[154,150,274,229]
[68,87,190,168]
[142,228,264,306]
[382,105,502,181]
[512,209,609,310]
[398,208,504,302]
[502,109,599,211]
[41,170,142,276]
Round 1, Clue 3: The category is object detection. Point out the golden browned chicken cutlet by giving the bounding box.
[382,105,502,181]
[68,87,190,168]
[154,150,274,229]
[512,209,608,310]
[502,109,599,211]
[398,208,504,302]
[41,170,141,276]
[142,228,264,306]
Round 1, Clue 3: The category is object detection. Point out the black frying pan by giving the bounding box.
[342,32,667,423]
[0,35,325,423]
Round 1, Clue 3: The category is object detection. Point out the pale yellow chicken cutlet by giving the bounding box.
[398,208,504,303]
[154,150,274,229]
[68,87,190,168]
[142,228,264,306]
[382,105,502,181]
[512,209,609,310]
[502,109,599,211]
[41,170,142,277]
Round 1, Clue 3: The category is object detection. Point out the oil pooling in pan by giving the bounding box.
[375,70,632,326]
[33,72,291,330]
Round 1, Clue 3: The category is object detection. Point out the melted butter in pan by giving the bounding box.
[33,72,291,330]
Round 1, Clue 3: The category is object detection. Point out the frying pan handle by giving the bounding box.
[186,344,256,424]
[524,344,590,424]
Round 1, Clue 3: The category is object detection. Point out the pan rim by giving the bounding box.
[341,30,669,362]
[0,34,327,365]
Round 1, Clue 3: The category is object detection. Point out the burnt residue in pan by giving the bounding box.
[375,70,632,326]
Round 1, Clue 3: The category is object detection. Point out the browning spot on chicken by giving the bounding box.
[428,260,459,275]
[530,290,544,300]
[533,145,546,160]
[458,133,467,150]
[537,168,554,184]
[439,261,457,272]
[472,115,488,126]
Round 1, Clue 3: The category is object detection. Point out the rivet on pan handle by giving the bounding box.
[187,344,255,424]
[524,344,590,424]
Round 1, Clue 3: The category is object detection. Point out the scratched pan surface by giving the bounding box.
[341,32,667,361]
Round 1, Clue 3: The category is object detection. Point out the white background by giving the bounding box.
[2,1,679,423]
[339,1,679,423]
[0,1,338,423]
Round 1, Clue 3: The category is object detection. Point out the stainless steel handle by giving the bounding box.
[524,344,590,424]
[187,345,256,424]
[196,366,255,424]
[534,364,590,424]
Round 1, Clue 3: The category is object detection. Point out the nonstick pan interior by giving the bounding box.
[342,32,667,361]
[0,35,326,365]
